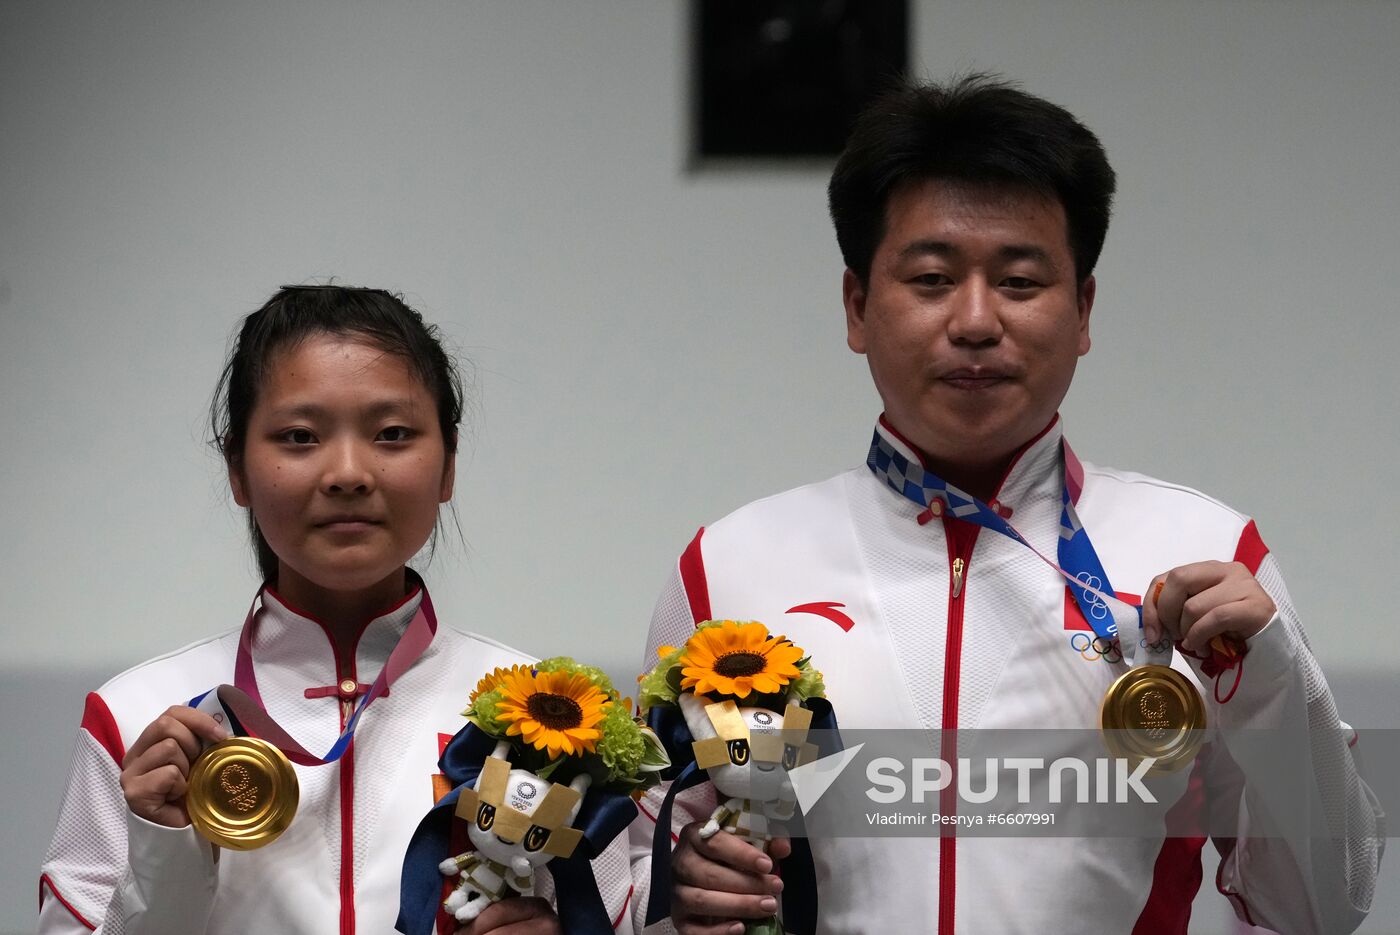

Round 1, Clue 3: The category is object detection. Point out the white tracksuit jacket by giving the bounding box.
[631,417,1382,935]
[39,584,636,934]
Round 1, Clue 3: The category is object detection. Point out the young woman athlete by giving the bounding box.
[38,286,635,935]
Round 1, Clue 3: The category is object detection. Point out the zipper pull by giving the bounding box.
[951,557,965,599]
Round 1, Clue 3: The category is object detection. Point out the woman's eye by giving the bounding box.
[282,428,316,445]
[376,426,413,443]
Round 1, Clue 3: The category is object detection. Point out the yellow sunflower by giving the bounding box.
[467,663,531,705]
[679,621,804,698]
[495,667,610,758]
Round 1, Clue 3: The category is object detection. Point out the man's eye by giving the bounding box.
[912,273,953,288]
[377,426,413,443]
[1003,277,1040,290]
[282,428,316,445]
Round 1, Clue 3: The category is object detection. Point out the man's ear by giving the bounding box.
[843,268,869,354]
[1077,275,1096,356]
[227,455,249,508]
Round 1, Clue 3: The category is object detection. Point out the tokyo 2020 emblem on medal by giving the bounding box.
[186,736,299,849]
[1100,665,1206,773]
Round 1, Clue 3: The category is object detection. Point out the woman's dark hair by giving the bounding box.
[828,73,1117,286]
[210,285,465,583]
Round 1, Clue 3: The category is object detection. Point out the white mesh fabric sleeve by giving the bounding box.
[39,730,127,933]
[39,727,217,933]
[1190,551,1383,934]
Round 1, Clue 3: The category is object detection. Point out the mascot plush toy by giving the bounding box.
[640,621,837,935]
[398,658,668,935]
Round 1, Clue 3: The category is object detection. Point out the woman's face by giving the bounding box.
[229,333,454,605]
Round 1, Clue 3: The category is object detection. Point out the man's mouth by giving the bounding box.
[939,367,1013,389]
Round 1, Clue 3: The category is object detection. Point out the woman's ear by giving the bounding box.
[227,455,249,507]
[439,451,456,502]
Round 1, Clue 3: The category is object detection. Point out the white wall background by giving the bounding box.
[3,1,1396,931]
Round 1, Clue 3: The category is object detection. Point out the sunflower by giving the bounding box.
[678,621,804,698]
[494,667,610,759]
[468,663,531,705]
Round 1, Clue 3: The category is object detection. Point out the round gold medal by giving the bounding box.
[187,737,299,850]
[1100,665,1206,773]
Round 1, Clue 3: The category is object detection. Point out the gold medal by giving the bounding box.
[1100,665,1206,773]
[187,737,299,849]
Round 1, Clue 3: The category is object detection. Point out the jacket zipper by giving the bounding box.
[940,520,977,935]
[336,665,357,935]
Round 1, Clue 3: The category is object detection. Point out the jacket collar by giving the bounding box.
[872,414,1065,514]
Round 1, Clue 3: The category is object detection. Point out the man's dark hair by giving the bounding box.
[829,73,1116,285]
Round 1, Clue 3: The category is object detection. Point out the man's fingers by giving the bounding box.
[1149,561,1276,650]
[680,821,774,875]
[675,920,744,935]
[1141,577,1164,645]
[674,883,780,921]
[674,845,780,896]
[460,897,558,935]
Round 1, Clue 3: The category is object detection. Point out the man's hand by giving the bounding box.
[455,897,560,935]
[120,705,229,828]
[672,821,786,935]
[1142,560,1276,651]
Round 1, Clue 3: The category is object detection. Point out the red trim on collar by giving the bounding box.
[80,692,125,765]
[262,581,423,631]
[40,874,96,930]
[679,527,712,626]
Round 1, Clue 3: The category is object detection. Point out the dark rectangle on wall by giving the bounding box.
[695,0,909,159]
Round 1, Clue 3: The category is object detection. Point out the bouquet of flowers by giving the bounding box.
[397,657,668,935]
[640,621,835,935]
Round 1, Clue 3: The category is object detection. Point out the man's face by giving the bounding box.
[845,179,1094,475]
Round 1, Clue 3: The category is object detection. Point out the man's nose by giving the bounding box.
[946,279,1004,346]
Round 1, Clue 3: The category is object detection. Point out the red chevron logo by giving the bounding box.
[786,601,855,632]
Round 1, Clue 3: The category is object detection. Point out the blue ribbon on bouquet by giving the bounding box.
[396,724,639,935]
[643,697,840,935]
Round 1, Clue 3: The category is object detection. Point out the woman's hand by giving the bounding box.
[119,706,229,828]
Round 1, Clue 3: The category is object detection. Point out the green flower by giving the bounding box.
[536,656,616,699]
[787,658,827,703]
[465,686,510,736]
[596,703,645,780]
[638,644,686,713]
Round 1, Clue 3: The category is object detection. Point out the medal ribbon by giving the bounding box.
[866,425,1158,666]
[190,577,438,766]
